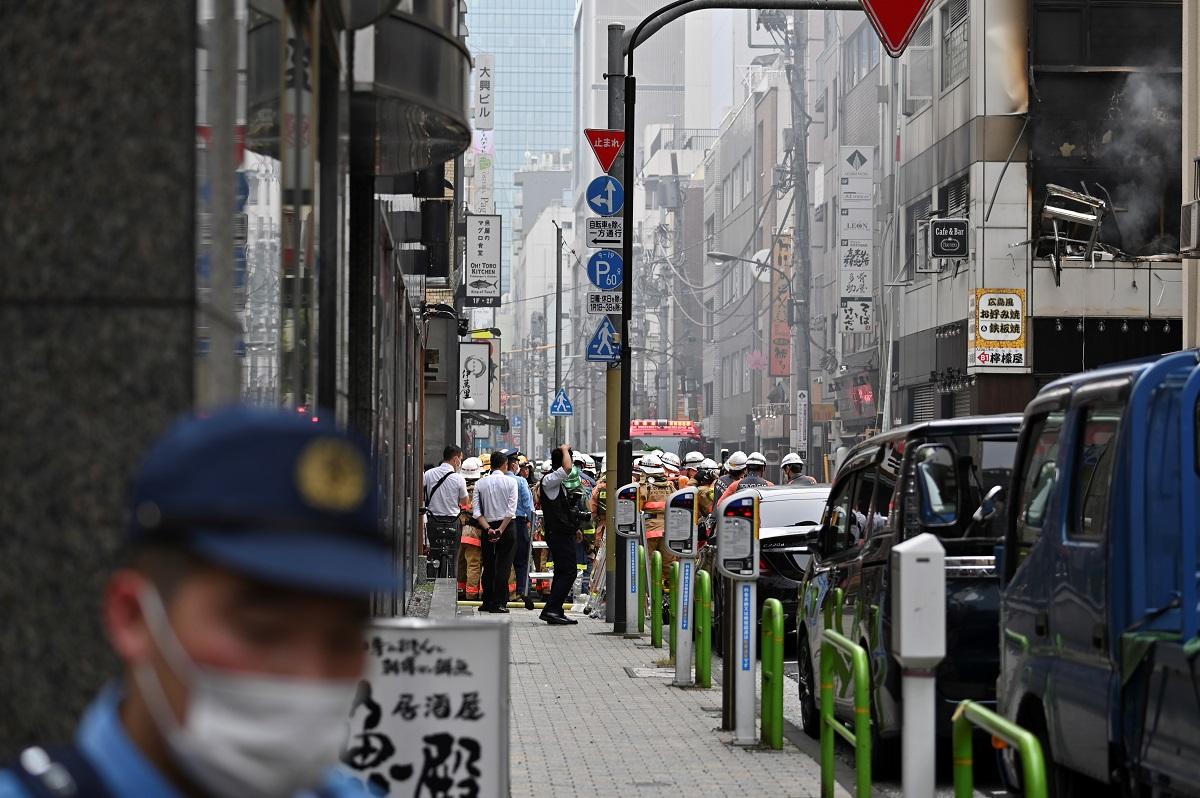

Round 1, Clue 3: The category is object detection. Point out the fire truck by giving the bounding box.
[628,419,707,459]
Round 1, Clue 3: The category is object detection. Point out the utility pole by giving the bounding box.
[788,10,814,467]
[606,22,627,631]
[554,221,564,444]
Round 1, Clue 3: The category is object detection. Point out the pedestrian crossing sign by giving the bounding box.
[586,317,620,362]
[550,389,573,416]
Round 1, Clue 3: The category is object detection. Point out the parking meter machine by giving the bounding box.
[615,483,640,635]
[665,487,698,685]
[716,490,760,744]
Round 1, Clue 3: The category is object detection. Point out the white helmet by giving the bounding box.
[683,451,705,467]
[581,453,596,471]
[699,458,719,470]
[572,450,587,465]
[540,459,552,474]
[460,457,483,480]
[661,452,681,472]
[781,452,804,468]
[725,450,748,471]
[640,452,665,475]
[746,451,767,467]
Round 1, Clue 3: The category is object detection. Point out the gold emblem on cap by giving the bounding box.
[296,438,368,512]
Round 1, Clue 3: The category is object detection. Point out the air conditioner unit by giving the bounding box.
[1181,200,1200,256]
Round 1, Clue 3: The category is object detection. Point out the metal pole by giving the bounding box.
[555,222,563,445]
[903,671,937,798]
[606,23,627,630]
[789,9,814,462]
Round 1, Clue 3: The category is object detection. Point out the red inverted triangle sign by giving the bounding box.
[860,0,935,57]
[584,128,625,174]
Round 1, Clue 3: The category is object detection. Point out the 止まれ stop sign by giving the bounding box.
[860,0,935,57]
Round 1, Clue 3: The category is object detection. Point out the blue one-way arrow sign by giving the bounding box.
[549,389,573,416]
[586,175,624,217]
[585,317,620,362]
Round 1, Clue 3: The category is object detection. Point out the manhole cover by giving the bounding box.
[624,666,676,678]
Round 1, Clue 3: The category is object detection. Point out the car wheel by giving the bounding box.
[796,632,820,739]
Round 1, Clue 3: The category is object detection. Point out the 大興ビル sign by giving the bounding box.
[465,215,501,307]
[339,618,509,797]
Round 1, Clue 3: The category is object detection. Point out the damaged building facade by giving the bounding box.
[805,0,1184,457]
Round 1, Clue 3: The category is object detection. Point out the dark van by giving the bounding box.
[794,415,1021,755]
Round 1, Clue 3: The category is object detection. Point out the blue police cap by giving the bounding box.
[129,407,396,595]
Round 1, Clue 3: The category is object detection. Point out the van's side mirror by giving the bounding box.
[973,484,1004,524]
[913,443,959,527]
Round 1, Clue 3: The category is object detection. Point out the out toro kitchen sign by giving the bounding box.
[970,288,1027,369]
[465,214,501,308]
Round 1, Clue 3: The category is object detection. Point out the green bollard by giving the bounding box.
[651,551,663,648]
[669,562,679,657]
[637,545,646,634]
[761,598,784,750]
[694,569,712,688]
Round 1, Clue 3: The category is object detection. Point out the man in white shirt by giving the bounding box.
[422,445,469,579]
[472,451,519,613]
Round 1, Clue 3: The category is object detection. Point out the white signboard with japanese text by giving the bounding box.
[473,54,495,131]
[840,298,875,333]
[970,288,1028,370]
[587,292,623,315]
[792,389,809,452]
[459,342,492,410]
[340,618,509,797]
[837,239,872,298]
[838,147,875,304]
[585,217,623,248]
[465,215,501,307]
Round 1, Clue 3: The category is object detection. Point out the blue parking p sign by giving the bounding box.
[586,250,623,290]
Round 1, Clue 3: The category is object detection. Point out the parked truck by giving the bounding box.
[997,351,1200,796]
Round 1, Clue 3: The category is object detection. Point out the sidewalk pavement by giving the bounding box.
[461,603,847,798]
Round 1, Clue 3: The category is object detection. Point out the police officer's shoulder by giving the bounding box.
[0,771,30,798]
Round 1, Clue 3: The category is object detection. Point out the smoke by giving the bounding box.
[1090,68,1182,254]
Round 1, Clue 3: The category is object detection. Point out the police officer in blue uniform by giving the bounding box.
[0,408,396,798]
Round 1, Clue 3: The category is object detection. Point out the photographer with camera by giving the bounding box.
[537,443,585,625]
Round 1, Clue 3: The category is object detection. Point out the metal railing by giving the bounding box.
[760,598,785,749]
[820,629,871,798]
[638,544,647,634]
[651,551,663,649]
[694,569,712,687]
[952,701,1047,798]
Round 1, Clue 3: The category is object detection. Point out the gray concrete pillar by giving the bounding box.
[0,1,197,752]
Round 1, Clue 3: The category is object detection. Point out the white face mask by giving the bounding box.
[134,587,358,798]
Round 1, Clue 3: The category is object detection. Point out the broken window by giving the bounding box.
[904,20,934,115]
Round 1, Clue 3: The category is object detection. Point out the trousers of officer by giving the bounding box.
[479,525,516,609]
[542,526,577,615]
[511,516,531,596]
[426,515,460,578]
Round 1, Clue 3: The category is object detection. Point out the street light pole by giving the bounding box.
[554,221,563,445]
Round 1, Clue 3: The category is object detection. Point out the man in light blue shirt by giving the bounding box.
[0,409,391,798]
[504,449,536,610]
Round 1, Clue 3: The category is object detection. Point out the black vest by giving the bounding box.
[540,476,578,534]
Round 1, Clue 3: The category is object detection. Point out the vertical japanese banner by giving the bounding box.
[473,53,494,131]
[340,619,510,796]
[838,146,875,332]
[769,237,793,377]
[459,342,491,410]
[969,288,1027,369]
